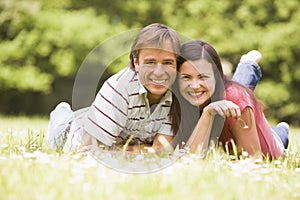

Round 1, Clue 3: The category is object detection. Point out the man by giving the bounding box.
[48,23,180,153]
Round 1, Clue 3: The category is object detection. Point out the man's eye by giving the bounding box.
[145,61,156,65]
[163,61,174,66]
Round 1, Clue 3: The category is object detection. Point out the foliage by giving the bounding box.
[0,0,300,123]
[0,0,127,93]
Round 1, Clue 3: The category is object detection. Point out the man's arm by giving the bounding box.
[80,130,114,152]
[126,134,173,153]
[81,130,172,151]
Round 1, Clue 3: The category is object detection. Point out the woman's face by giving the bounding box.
[179,59,216,107]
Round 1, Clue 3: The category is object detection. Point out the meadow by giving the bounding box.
[0,116,300,200]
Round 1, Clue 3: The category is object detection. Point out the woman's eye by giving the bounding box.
[180,76,190,80]
[199,75,209,80]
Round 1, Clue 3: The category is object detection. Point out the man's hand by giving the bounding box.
[151,134,174,153]
[125,134,174,154]
[79,131,104,154]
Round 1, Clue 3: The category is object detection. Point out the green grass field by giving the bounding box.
[0,116,300,200]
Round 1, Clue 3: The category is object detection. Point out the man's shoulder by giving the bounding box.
[109,66,138,84]
[103,66,140,94]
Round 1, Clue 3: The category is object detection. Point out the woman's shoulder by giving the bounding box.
[224,81,254,108]
[224,81,249,97]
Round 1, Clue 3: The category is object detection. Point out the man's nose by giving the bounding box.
[152,63,165,76]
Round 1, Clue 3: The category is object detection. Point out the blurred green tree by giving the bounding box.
[0,0,299,125]
[166,0,300,124]
[0,0,127,113]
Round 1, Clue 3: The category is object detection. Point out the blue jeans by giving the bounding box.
[232,61,262,91]
[232,61,288,149]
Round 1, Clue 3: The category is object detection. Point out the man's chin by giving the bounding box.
[147,88,169,96]
[147,84,169,92]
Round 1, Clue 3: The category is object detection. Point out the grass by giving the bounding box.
[0,116,300,200]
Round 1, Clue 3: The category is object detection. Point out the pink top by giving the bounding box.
[219,81,284,159]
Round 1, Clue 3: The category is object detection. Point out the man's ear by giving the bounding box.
[134,58,139,72]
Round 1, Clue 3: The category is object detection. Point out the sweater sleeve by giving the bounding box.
[223,82,255,130]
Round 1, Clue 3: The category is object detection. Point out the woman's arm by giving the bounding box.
[184,109,215,153]
[185,100,242,153]
[231,106,261,155]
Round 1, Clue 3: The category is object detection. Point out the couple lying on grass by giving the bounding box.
[48,23,288,160]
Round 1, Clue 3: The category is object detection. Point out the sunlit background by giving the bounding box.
[0,0,299,126]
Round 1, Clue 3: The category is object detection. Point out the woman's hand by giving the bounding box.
[203,100,241,120]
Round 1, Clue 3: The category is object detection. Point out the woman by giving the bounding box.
[176,40,288,159]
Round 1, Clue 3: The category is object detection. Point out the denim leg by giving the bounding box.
[232,61,262,91]
[272,125,289,149]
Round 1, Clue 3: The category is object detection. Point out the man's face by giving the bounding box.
[134,48,177,103]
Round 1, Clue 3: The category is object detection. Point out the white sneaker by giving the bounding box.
[47,102,73,150]
[277,122,289,131]
[240,50,262,63]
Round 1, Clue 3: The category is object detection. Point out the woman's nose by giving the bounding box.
[189,79,201,89]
